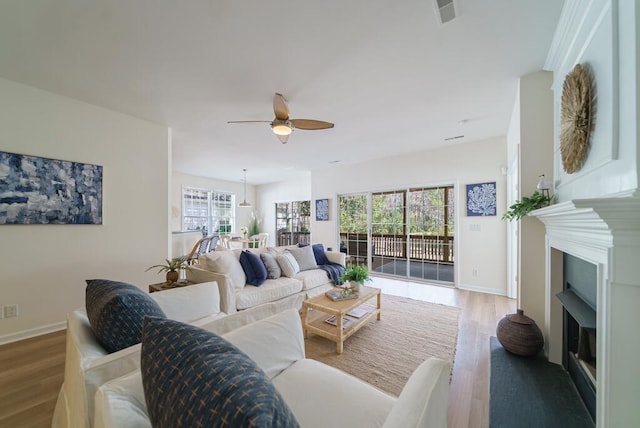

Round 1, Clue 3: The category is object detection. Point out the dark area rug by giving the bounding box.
[490,337,594,428]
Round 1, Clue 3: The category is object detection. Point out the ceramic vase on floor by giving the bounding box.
[496,309,544,357]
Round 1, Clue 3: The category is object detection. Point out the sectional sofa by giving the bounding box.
[52,280,286,428]
[186,244,346,313]
[93,308,452,428]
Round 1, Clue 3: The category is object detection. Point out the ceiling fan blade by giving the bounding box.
[273,93,290,120]
[276,133,290,144]
[227,120,271,124]
[290,119,334,130]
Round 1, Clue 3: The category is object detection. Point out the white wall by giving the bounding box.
[545,0,639,200]
[171,172,256,251]
[310,136,508,295]
[508,71,555,328]
[0,78,170,343]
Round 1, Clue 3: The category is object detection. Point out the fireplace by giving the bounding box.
[559,252,597,420]
[532,197,640,427]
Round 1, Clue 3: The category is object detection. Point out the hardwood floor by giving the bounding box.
[373,277,516,428]
[0,329,65,428]
[0,277,515,427]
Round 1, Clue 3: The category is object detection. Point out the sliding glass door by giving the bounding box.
[406,186,455,282]
[338,194,369,263]
[338,185,455,285]
[371,190,407,276]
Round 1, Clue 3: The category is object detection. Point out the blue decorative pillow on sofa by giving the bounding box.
[312,243,330,265]
[141,316,300,428]
[85,279,166,353]
[239,250,268,286]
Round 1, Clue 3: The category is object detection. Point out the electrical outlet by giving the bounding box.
[472,268,479,278]
[4,304,18,318]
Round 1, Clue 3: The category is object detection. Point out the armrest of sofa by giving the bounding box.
[200,302,279,336]
[61,309,143,428]
[94,371,150,428]
[382,357,451,428]
[325,251,346,267]
[186,266,237,313]
[150,281,222,322]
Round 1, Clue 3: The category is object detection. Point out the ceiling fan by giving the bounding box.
[228,93,334,144]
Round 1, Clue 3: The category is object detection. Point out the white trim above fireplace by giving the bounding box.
[532,196,640,427]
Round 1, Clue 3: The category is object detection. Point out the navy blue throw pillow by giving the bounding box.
[312,243,330,265]
[239,250,268,286]
[141,317,300,428]
[85,279,166,353]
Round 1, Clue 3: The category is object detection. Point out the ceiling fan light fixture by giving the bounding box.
[271,120,293,136]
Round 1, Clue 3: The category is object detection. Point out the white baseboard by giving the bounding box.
[458,283,509,297]
[0,321,66,346]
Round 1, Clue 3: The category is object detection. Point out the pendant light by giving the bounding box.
[239,168,252,208]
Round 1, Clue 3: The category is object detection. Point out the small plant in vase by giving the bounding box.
[340,263,372,292]
[146,257,187,283]
[240,226,249,239]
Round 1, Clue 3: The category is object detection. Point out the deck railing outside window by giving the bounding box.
[340,233,454,264]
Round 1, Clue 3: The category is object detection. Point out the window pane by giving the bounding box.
[182,187,236,234]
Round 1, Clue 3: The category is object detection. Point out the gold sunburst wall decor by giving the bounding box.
[560,63,595,174]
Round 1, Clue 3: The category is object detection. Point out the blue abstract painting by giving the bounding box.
[0,151,102,224]
[466,182,496,216]
[315,199,329,221]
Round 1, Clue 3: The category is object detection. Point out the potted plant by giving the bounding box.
[249,211,261,236]
[146,257,187,283]
[340,263,372,292]
[502,191,553,221]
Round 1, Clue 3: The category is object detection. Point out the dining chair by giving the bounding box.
[185,235,219,264]
[257,232,269,248]
[219,234,232,249]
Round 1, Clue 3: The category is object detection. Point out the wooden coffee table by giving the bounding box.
[301,286,381,354]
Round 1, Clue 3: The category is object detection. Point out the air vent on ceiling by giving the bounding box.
[444,135,464,141]
[434,0,457,25]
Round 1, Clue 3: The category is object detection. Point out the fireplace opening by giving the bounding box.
[558,253,597,421]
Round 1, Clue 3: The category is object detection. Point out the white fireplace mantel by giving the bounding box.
[531,196,640,427]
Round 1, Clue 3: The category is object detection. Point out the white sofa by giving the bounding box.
[52,281,288,428]
[94,308,452,428]
[187,245,346,313]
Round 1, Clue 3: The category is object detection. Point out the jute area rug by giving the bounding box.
[304,294,460,397]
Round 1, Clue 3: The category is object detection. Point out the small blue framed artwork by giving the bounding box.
[0,151,103,224]
[466,182,496,216]
[315,198,329,221]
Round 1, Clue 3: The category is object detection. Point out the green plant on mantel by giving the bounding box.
[502,191,553,221]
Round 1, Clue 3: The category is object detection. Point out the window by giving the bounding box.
[182,187,235,234]
[338,184,455,284]
[276,200,311,246]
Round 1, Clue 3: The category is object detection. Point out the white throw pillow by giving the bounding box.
[202,251,246,289]
[286,246,318,271]
[277,252,300,278]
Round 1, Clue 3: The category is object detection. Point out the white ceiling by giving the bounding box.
[0,0,564,185]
